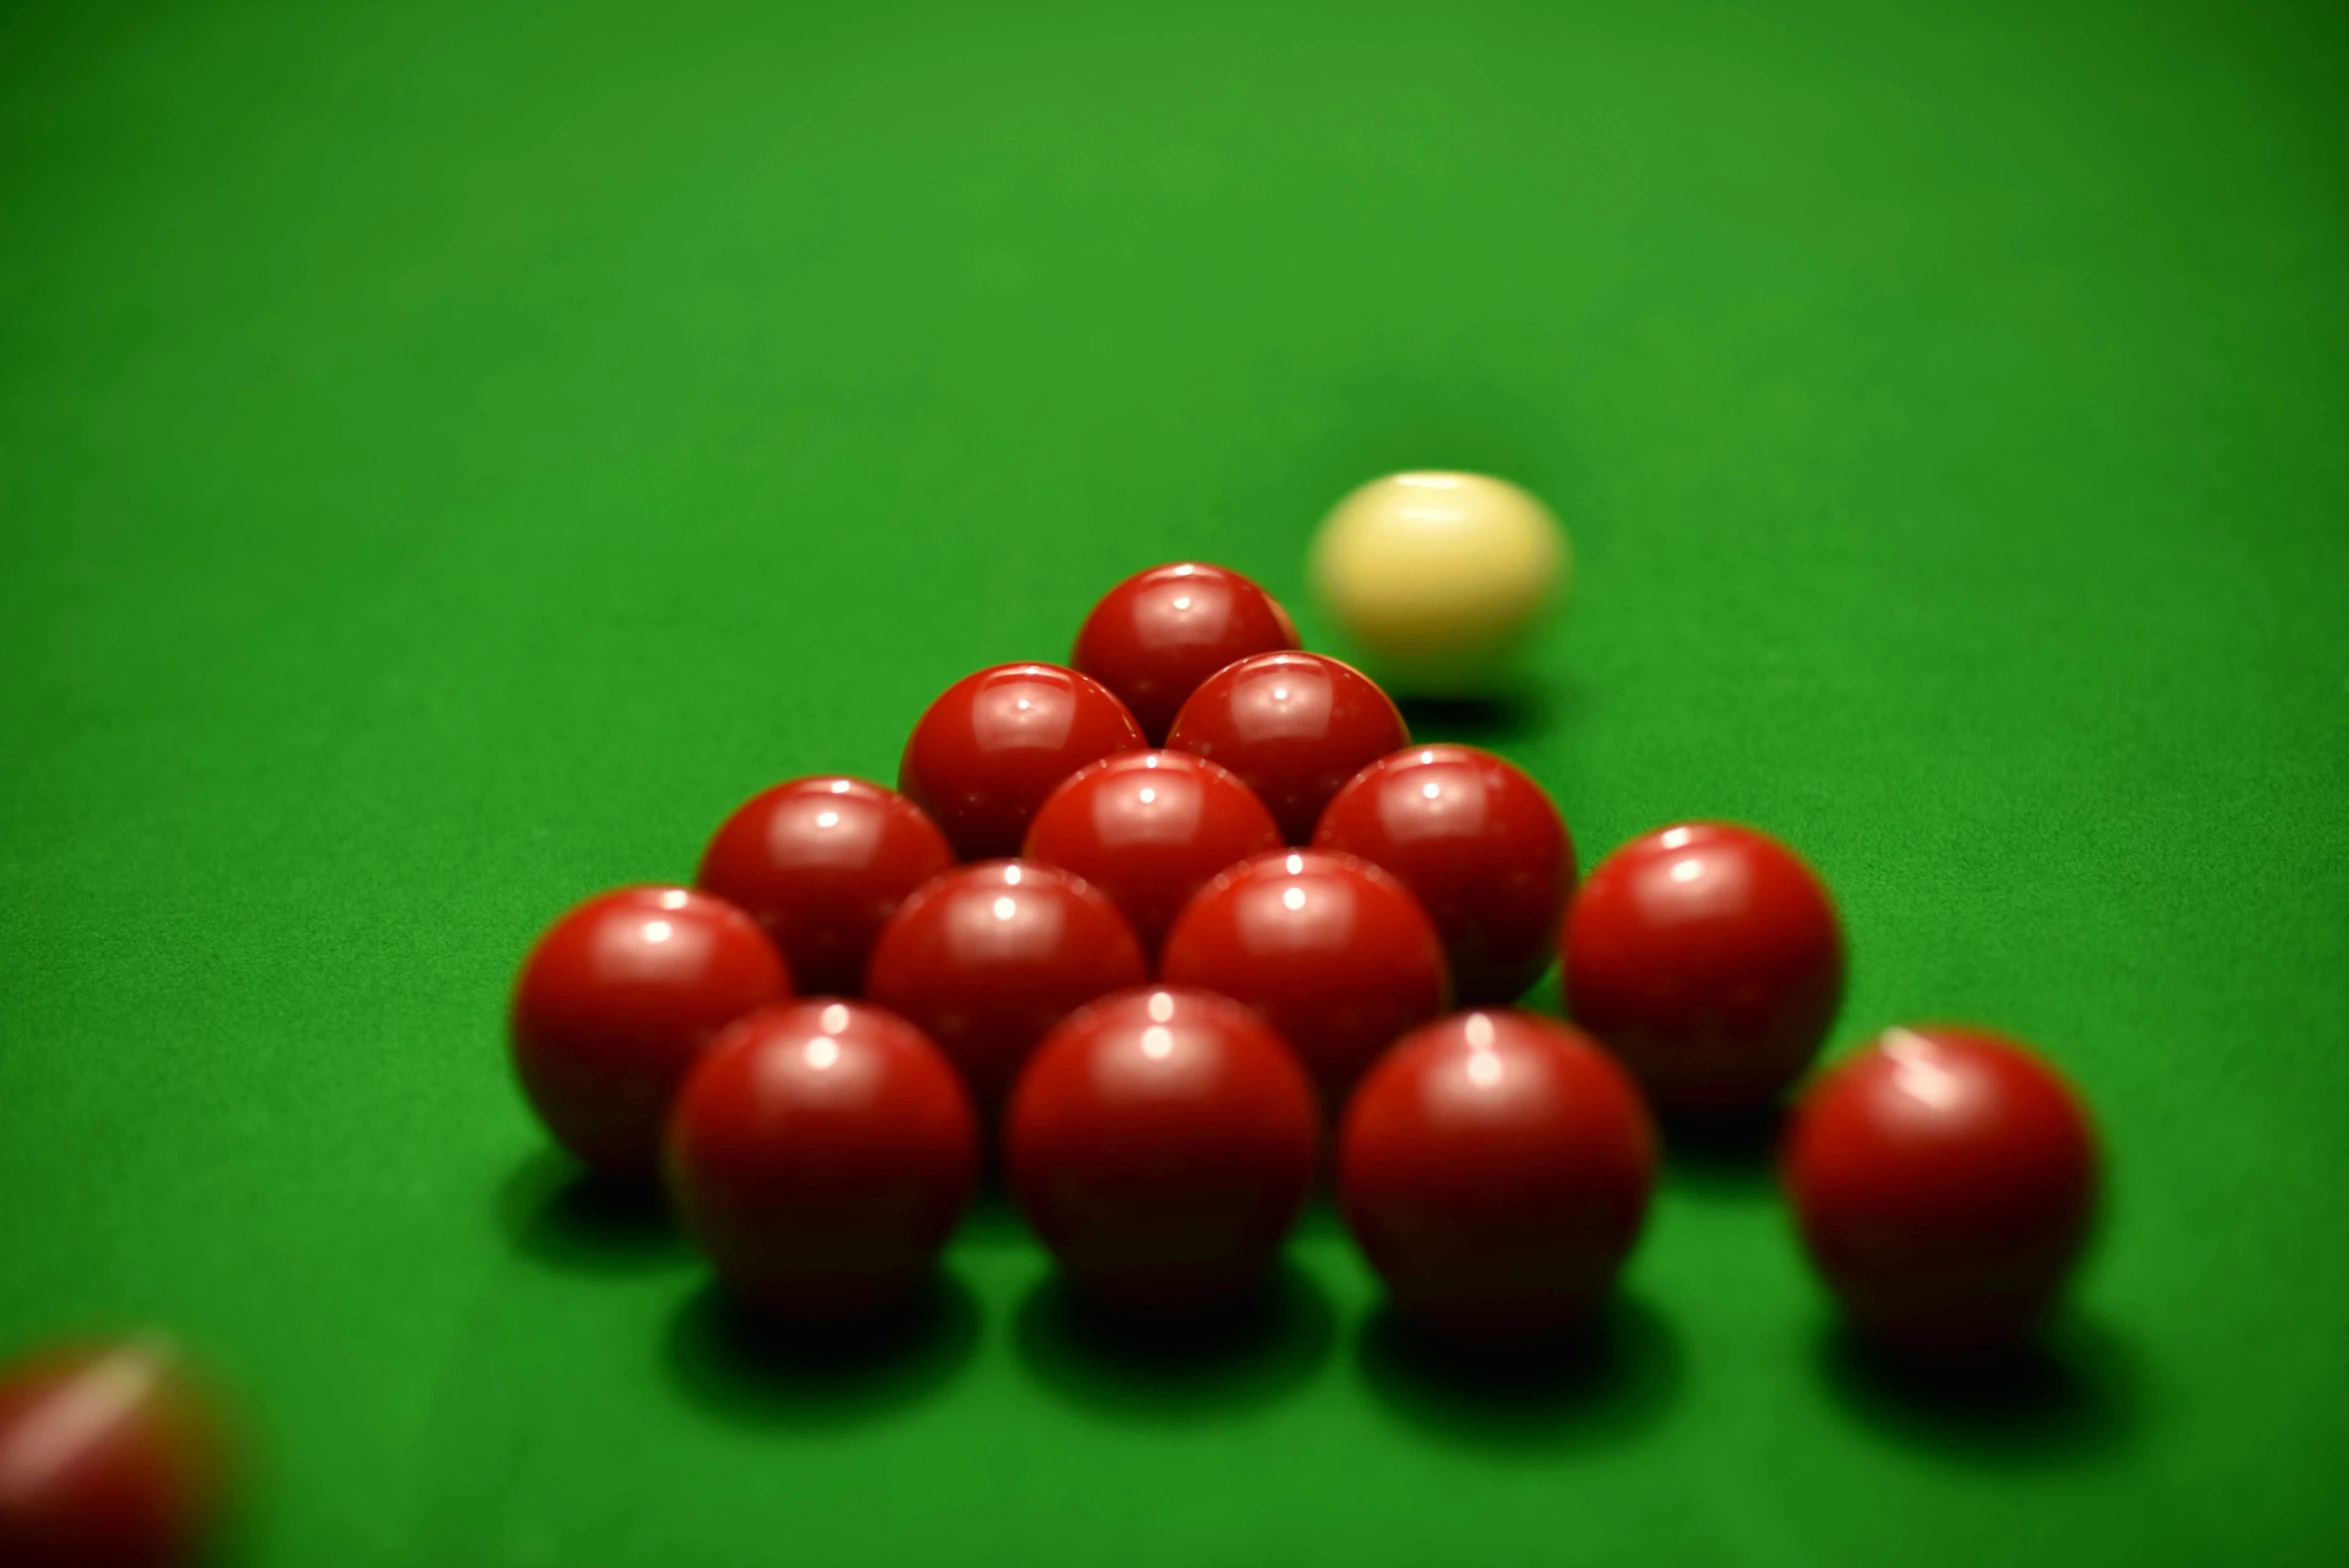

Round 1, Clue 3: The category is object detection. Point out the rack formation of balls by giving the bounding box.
[511,551,2102,1352]
[0,477,2105,1568]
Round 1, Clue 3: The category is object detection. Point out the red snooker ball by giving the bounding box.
[1160,849,1450,1102]
[1340,1011,1656,1340]
[864,861,1149,1105]
[1165,652,1409,843]
[1006,987,1318,1312]
[1563,821,1843,1116]
[0,1339,232,1568]
[1071,562,1301,743]
[511,886,791,1176]
[1021,751,1282,954]
[1313,744,1573,1004]
[666,1000,979,1316]
[899,663,1146,861]
[697,776,954,996]
[1784,1026,2101,1354]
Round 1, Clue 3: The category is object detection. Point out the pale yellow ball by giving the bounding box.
[1309,471,1568,693]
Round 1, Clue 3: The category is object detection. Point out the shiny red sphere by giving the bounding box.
[1340,1011,1656,1339]
[864,861,1150,1105]
[899,663,1146,861]
[696,776,953,997]
[1021,751,1282,954]
[1563,821,1844,1115]
[1784,1026,2100,1354]
[1161,849,1451,1101]
[1165,652,1409,843]
[1006,987,1319,1311]
[666,1000,979,1316]
[1313,744,1573,1004]
[0,1341,231,1568]
[511,886,791,1176]
[1071,562,1301,742]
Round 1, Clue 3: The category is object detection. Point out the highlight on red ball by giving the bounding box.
[1021,750,1282,955]
[898,662,1147,861]
[1166,651,1411,844]
[1783,1025,2101,1355]
[1072,562,1301,744]
[864,859,1149,1107]
[666,999,979,1319]
[510,885,791,1177]
[1005,986,1319,1315]
[1160,847,1451,1104]
[1314,743,1574,1005]
[1339,1010,1655,1342]
[696,776,953,997]
[1563,821,1843,1117]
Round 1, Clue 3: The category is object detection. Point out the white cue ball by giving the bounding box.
[1309,471,1569,693]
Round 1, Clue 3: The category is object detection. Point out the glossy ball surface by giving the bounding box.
[1165,652,1409,843]
[1161,849,1450,1100]
[1006,987,1318,1312]
[666,1000,979,1316]
[0,1340,232,1568]
[1310,471,1568,694]
[1313,744,1573,1004]
[1563,821,1843,1115]
[1072,562,1301,742]
[899,663,1146,861]
[511,886,791,1175]
[1340,1011,1655,1339]
[864,861,1149,1105]
[1021,751,1281,954]
[697,776,953,997]
[1784,1026,2100,1354]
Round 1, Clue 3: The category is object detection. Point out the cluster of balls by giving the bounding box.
[0,476,2105,1568]
[0,478,2114,1568]
[509,531,2101,1356]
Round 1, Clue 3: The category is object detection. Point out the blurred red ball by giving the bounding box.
[1784,1025,2100,1354]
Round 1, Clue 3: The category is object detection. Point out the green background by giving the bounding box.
[5,0,2347,1563]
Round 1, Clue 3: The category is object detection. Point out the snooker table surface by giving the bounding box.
[4,1,2347,1564]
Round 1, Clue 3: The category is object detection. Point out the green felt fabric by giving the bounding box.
[4,1,2347,1563]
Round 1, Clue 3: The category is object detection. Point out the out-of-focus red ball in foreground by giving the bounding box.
[697,776,953,997]
[1160,849,1451,1102]
[667,1000,979,1317]
[1783,1025,2100,1355]
[511,885,791,1176]
[1006,987,1319,1313]
[0,1339,233,1568]
[1072,563,1301,743]
[864,861,1149,1106]
[1166,652,1409,844]
[1314,744,1573,1004]
[1563,821,1843,1116]
[899,663,1146,861]
[1340,1011,1655,1340]
[1021,751,1281,954]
